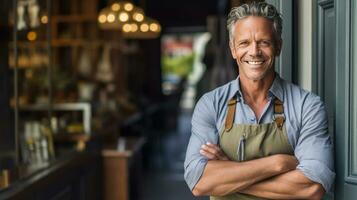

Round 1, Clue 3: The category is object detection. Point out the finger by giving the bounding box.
[205,143,228,160]
[205,142,222,152]
[201,144,220,157]
[200,149,218,160]
[200,148,228,161]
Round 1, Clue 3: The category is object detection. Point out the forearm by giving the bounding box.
[240,170,325,200]
[193,155,295,196]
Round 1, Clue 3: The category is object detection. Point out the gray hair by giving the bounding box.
[227,2,283,43]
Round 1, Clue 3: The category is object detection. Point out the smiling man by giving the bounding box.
[184,2,335,200]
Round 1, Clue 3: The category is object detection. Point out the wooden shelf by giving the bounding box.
[51,39,123,48]
[9,65,47,70]
[10,40,117,47]
[53,133,90,142]
[52,39,100,47]
[9,41,49,48]
[52,15,97,23]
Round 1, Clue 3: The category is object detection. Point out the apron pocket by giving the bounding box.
[237,134,246,161]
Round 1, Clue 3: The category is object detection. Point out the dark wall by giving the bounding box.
[145,0,225,28]
[0,0,15,154]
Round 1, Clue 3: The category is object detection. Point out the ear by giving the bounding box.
[229,40,237,59]
[275,39,282,56]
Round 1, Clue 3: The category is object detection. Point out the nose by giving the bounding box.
[248,42,261,56]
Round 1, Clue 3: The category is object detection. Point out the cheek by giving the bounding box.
[262,49,276,59]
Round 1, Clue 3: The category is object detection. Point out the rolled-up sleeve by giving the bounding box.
[295,94,335,193]
[184,94,219,190]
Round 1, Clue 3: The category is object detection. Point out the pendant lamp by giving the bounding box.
[98,1,161,39]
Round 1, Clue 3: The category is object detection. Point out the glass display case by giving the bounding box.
[0,0,100,186]
[15,0,54,166]
[0,0,53,189]
[0,0,127,190]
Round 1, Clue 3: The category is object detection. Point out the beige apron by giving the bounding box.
[210,96,294,200]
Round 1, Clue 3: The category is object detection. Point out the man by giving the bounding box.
[184,2,335,200]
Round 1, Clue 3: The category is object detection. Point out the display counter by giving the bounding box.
[102,137,145,200]
[0,149,102,200]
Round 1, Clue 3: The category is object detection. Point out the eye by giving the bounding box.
[259,40,272,47]
[237,41,249,47]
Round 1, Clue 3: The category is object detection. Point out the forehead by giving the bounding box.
[233,16,275,39]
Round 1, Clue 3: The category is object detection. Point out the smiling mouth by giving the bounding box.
[245,61,264,65]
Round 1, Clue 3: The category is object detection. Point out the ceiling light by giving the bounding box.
[98,14,107,23]
[111,3,120,11]
[107,13,115,23]
[122,23,131,32]
[131,23,138,32]
[133,12,144,22]
[119,12,129,22]
[149,23,159,32]
[98,1,161,39]
[140,23,149,32]
[124,3,134,11]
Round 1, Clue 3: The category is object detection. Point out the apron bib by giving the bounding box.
[210,96,294,200]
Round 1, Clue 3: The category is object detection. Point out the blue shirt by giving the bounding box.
[184,74,335,193]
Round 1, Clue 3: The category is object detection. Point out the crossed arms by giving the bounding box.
[192,143,325,200]
[186,93,334,199]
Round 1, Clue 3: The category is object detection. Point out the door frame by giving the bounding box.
[335,0,357,198]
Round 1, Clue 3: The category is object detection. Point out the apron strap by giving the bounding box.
[225,97,238,132]
[224,96,285,131]
[273,98,285,129]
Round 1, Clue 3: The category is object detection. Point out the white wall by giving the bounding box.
[297,0,313,91]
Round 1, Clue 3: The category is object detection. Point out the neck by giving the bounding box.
[239,72,275,120]
[240,72,275,104]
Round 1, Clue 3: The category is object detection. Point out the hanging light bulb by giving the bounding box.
[98,1,161,38]
[107,13,116,23]
[149,23,159,32]
[133,12,144,22]
[140,23,149,32]
[131,23,138,32]
[124,2,134,11]
[111,3,120,11]
[98,14,107,23]
[118,11,129,22]
[122,23,131,32]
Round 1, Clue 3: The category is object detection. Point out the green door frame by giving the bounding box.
[312,1,336,199]
[335,0,357,199]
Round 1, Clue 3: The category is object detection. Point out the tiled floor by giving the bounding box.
[141,111,208,200]
[143,171,208,200]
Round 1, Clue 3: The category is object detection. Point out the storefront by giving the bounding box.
[0,0,356,199]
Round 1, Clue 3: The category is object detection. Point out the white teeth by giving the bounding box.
[247,61,264,65]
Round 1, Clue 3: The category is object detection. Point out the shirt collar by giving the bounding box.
[269,74,284,102]
[230,73,284,102]
[227,76,240,101]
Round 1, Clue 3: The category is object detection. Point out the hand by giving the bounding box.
[200,142,229,161]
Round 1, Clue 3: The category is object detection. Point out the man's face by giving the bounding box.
[230,16,281,82]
